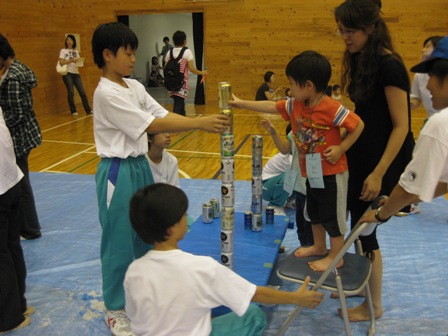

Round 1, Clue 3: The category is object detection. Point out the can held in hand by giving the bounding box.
[266,206,274,224]
[221,207,234,230]
[252,176,263,195]
[221,183,235,207]
[218,82,232,109]
[251,194,262,214]
[220,134,234,157]
[202,203,213,223]
[221,158,235,183]
[220,108,233,135]
[244,212,252,230]
[221,252,234,268]
[210,198,221,218]
[251,213,263,232]
[221,229,234,253]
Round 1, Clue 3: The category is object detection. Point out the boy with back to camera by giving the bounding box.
[91,22,228,336]
[231,51,364,272]
[125,183,324,336]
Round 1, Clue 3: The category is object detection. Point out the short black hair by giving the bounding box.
[92,22,139,69]
[65,34,77,49]
[428,59,448,82]
[285,51,331,93]
[172,31,186,47]
[0,34,15,59]
[264,71,275,83]
[163,36,170,43]
[333,84,341,92]
[130,183,189,244]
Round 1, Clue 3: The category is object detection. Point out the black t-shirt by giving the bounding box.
[255,82,270,101]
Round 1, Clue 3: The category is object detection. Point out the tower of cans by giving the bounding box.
[251,135,263,231]
[218,82,235,269]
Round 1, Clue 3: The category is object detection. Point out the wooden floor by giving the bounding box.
[30,101,428,181]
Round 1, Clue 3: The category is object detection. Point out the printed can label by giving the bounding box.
[218,82,232,109]
[221,207,234,230]
[202,203,213,223]
[221,251,234,269]
[221,158,235,183]
[221,183,235,207]
[244,212,252,230]
[251,213,263,232]
[221,229,234,253]
[210,198,221,218]
[252,176,263,195]
[251,194,262,214]
[221,134,234,157]
[266,206,274,224]
[220,108,233,135]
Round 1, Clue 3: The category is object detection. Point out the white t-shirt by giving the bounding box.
[93,77,168,158]
[164,47,194,64]
[146,150,180,187]
[262,153,292,181]
[0,107,23,195]
[59,48,80,74]
[399,108,448,202]
[124,249,256,336]
[410,73,441,118]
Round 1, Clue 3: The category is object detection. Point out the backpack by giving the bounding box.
[164,47,187,91]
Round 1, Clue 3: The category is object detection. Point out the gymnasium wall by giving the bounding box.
[1,0,447,117]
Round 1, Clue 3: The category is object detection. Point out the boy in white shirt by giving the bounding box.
[125,183,324,336]
[146,133,180,187]
[91,22,228,336]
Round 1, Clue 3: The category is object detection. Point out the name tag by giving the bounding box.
[283,169,298,194]
[306,153,324,189]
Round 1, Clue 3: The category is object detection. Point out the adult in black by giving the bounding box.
[255,71,283,101]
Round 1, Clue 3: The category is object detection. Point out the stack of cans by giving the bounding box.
[219,82,235,269]
[251,135,263,232]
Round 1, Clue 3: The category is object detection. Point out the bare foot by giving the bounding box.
[331,290,365,299]
[308,256,344,272]
[294,245,327,258]
[338,302,383,322]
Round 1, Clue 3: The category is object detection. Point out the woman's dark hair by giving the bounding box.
[130,184,189,244]
[172,31,186,47]
[92,22,138,69]
[0,34,15,59]
[264,71,275,83]
[65,34,77,49]
[334,0,403,101]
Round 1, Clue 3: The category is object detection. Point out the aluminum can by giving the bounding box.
[244,212,252,230]
[251,213,263,232]
[221,207,234,230]
[218,82,232,109]
[252,135,263,157]
[252,156,263,176]
[210,198,221,218]
[251,194,262,214]
[221,183,235,207]
[266,206,274,224]
[220,108,233,135]
[220,134,234,157]
[202,203,213,223]
[221,229,234,253]
[221,252,234,268]
[221,158,235,183]
[252,176,263,195]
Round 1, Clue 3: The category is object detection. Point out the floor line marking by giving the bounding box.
[40,146,97,172]
[41,116,92,133]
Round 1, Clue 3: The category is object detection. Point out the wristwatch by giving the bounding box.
[374,206,391,223]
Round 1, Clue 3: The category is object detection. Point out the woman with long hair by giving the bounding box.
[334,0,414,321]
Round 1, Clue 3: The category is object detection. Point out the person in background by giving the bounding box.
[255,71,284,101]
[0,106,34,334]
[0,33,42,240]
[334,0,415,321]
[146,133,179,187]
[125,183,324,336]
[284,87,292,99]
[331,84,343,103]
[410,36,443,124]
[59,34,92,116]
[159,36,172,67]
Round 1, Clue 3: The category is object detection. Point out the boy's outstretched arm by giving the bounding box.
[260,119,291,154]
[252,276,324,309]
[147,113,229,134]
[230,94,278,113]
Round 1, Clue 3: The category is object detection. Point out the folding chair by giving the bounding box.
[275,196,386,336]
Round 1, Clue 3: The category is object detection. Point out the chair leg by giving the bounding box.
[335,270,352,336]
[275,305,305,336]
[364,283,376,335]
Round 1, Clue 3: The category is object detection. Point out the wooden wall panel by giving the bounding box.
[1,0,446,117]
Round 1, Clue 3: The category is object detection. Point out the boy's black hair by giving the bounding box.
[163,36,170,43]
[65,34,77,49]
[172,31,186,47]
[92,22,139,69]
[130,183,189,244]
[264,71,275,83]
[285,51,331,93]
[0,34,15,59]
[428,59,448,82]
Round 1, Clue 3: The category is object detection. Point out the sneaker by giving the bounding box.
[395,203,421,217]
[71,112,79,116]
[105,310,133,336]
[24,306,35,316]
[0,316,31,334]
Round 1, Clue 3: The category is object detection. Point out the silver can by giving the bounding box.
[218,82,232,109]
[210,198,221,218]
[221,207,234,230]
[252,135,263,157]
[221,229,234,253]
[221,183,235,207]
[251,213,263,232]
[220,134,234,157]
[252,157,263,176]
[251,194,262,214]
[221,251,234,268]
[221,158,235,183]
[202,203,213,223]
[252,176,263,195]
[220,108,233,135]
